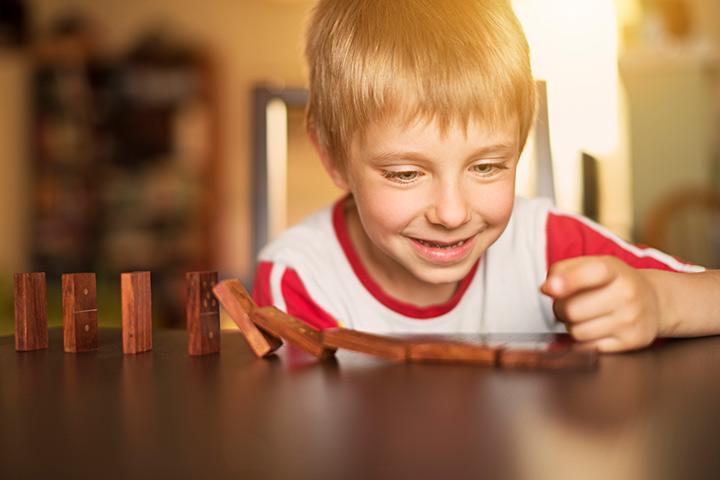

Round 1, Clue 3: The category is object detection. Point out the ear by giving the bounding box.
[308,125,350,191]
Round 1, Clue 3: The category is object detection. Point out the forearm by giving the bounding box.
[644,269,720,337]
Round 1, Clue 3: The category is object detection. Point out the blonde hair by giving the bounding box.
[305,0,536,169]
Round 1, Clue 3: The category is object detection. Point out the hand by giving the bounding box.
[540,256,665,353]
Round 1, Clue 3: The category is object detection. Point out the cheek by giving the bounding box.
[471,179,516,224]
[354,181,421,236]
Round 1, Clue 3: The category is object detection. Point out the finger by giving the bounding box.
[566,315,618,342]
[552,279,623,323]
[541,257,587,296]
[542,256,619,300]
[543,256,616,297]
[576,336,625,353]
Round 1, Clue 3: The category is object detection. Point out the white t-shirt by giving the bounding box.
[252,196,701,333]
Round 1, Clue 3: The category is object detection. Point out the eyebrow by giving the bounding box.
[368,144,517,164]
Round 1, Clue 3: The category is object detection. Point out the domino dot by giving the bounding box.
[83,288,88,295]
[209,331,214,339]
[84,324,90,332]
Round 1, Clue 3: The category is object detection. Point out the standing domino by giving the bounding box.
[121,271,152,354]
[186,271,221,356]
[62,273,99,352]
[14,272,48,351]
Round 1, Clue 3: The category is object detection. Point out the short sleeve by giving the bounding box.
[251,261,339,330]
[546,211,704,273]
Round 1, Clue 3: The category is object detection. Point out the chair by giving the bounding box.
[641,187,720,268]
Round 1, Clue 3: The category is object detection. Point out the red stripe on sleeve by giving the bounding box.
[546,213,682,272]
[251,261,274,307]
[281,268,339,331]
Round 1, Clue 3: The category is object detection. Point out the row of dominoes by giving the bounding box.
[13,271,221,356]
[213,279,599,371]
[13,272,598,370]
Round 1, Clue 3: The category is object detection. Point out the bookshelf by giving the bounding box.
[30,26,219,327]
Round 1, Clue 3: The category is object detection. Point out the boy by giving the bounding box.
[252,0,720,352]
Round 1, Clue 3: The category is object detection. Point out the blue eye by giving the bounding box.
[382,170,423,184]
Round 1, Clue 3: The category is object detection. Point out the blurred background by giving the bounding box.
[0,0,718,334]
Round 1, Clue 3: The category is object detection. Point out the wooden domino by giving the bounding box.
[212,279,282,357]
[186,271,221,356]
[121,271,152,354]
[406,339,498,366]
[253,306,335,360]
[14,272,48,351]
[322,328,408,361]
[497,340,598,371]
[62,273,98,353]
[317,330,592,370]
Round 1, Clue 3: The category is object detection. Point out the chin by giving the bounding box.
[408,262,474,285]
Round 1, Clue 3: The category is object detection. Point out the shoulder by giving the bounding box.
[258,206,338,266]
[256,202,349,302]
[252,200,355,328]
[545,204,704,272]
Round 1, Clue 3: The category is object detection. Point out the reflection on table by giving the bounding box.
[1,328,719,480]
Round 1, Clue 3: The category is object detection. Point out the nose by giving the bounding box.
[426,180,472,229]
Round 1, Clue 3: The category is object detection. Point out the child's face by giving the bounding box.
[338,115,519,286]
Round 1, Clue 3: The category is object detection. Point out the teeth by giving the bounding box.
[418,239,465,249]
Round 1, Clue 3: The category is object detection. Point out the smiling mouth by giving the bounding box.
[411,236,473,249]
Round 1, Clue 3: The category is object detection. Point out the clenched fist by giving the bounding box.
[540,256,666,353]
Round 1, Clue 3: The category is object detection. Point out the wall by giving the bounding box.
[514,0,631,237]
[689,0,720,47]
[0,51,30,275]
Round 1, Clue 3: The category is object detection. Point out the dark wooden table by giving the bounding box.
[2,328,720,480]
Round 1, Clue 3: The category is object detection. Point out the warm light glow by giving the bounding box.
[513,0,623,215]
[267,98,288,240]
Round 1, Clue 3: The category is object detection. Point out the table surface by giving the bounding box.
[2,328,720,480]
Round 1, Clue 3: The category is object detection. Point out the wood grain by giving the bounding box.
[498,342,598,371]
[62,273,98,353]
[121,271,152,354]
[212,279,282,357]
[13,272,48,351]
[253,306,335,360]
[407,340,498,366]
[186,271,221,356]
[322,328,408,361]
